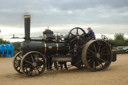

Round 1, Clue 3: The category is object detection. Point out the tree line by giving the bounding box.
[109,33,128,46]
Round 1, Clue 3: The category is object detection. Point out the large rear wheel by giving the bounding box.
[82,40,112,71]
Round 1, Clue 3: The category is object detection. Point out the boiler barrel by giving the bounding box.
[21,41,70,55]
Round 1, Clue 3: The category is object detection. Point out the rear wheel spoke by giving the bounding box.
[93,61,96,69]
[102,54,111,56]
[97,42,101,53]
[97,60,104,68]
[100,44,107,51]
[88,49,95,55]
[93,44,97,53]
[99,58,105,62]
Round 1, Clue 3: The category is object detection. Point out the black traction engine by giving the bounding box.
[13,15,116,76]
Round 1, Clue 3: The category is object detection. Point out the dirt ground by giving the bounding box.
[0,54,128,85]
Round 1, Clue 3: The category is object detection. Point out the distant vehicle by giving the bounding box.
[123,47,128,53]
[113,47,128,54]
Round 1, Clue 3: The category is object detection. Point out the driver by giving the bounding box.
[87,27,96,40]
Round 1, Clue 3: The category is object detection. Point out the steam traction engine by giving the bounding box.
[13,15,116,76]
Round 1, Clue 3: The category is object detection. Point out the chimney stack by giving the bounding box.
[24,15,31,41]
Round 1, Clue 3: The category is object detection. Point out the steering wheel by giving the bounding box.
[101,35,108,41]
[68,27,86,44]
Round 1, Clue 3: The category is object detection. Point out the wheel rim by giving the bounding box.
[13,51,23,74]
[82,40,112,71]
[21,51,46,76]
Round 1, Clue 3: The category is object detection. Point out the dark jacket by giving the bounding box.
[87,29,96,39]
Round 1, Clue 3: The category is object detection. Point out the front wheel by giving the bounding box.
[20,51,46,76]
[13,51,23,74]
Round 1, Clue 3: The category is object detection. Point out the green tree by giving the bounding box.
[110,33,128,46]
[115,33,124,41]
[12,42,21,55]
[0,38,10,44]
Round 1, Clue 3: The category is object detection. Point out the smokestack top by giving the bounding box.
[24,15,31,19]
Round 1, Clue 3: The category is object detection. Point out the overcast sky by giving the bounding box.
[0,0,128,34]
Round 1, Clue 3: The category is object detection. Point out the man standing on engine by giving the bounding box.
[87,27,96,40]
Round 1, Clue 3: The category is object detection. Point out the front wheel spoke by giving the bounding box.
[28,70,32,76]
[24,60,32,64]
[33,69,37,74]
[28,68,33,75]
[36,67,40,74]
[38,63,44,67]
[31,55,35,62]
[16,67,20,70]
[24,63,31,67]
[18,67,21,70]
[32,68,39,75]
[37,60,45,65]
[35,57,39,62]
[17,55,22,59]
